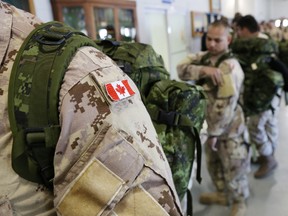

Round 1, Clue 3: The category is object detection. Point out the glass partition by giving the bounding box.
[63,6,87,35]
[94,7,115,40]
[119,8,136,41]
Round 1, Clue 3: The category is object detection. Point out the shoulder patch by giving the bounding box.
[105,79,135,101]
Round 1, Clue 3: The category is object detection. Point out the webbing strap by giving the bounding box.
[8,21,99,188]
[96,40,138,64]
[285,92,288,105]
[148,106,194,127]
[200,51,235,67]
[192,127,202,184]
[148,106,202,184]
[186,189,193,216]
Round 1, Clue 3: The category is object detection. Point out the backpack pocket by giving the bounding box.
[56,123,167,215]
[243,69,283,115]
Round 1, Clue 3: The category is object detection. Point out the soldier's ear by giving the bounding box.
[227,34,232,44]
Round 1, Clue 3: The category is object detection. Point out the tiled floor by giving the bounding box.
[188,100,288,216]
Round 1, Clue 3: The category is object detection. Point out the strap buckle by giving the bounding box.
[25,128,45,147]
[35,23,83,46]
[157,110,180,126]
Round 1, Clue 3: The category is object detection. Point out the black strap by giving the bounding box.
[186,189,193,216]
[193,127,202,184]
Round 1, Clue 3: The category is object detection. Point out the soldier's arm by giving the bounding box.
[53,47,182,216]
[206,60,239,136]
[177,53,223,85]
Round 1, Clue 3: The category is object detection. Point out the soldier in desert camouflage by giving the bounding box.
[177,20,250,216]
[0,1,182,215]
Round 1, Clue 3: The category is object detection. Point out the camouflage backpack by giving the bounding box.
[146,79,206,201]
[231,37,284,116]
[97,40,206,212]
[95,39,170,104]
[8,21,100,189]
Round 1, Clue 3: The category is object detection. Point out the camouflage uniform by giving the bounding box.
[246,33,281,159]
[177,51,250,202]
[247,90,281,156]
[0,2,182,215]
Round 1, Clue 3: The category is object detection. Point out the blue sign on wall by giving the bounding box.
[162,0,173,3]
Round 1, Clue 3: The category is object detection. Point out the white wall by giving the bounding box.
[254,0,269,22]
[33,0,54,22]
[236,0,269,21]
[221,0,237,19]
[269,0,288,20]
[238,0,255,16]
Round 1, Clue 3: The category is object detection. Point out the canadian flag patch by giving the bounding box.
[105,79,135,101]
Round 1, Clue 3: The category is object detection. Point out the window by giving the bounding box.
[3,0,35,14]
[51,0,137,42]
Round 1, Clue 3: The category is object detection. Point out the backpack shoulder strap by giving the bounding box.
[198,51,234,67]
[8,21,99,188]
[215,51,235,67]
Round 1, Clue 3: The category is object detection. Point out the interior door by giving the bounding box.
[167,12,189,80]
[144,9,170,72]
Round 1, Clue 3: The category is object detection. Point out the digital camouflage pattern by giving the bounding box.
[205,106,251,202]
[247,100,280,157]
[96,40,170,104]
[96,39,206,203]
[53,47,182,215]
[177,51,251,202]
[146,79,206,200]
[231,37,284,116]
[0,2,182,215]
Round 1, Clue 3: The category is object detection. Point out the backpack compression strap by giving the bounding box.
[147,81,205,184]
[8,21,99,189]
[200,51,235,67]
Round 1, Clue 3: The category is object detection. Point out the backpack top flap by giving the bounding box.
[96,40,170,100]
[146,80,206,131]
[8,21,98,188]
[231,37,279,58]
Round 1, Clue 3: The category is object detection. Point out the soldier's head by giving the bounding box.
[236,15,260,38]
[206,19,231,56]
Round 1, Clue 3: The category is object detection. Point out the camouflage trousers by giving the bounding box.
[205,136,251,202]
[247,108,279,156]
[246,90,281,156]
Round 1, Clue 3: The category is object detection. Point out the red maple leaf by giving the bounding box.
[116,84,126,95]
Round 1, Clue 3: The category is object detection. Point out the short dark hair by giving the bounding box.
[232,12,242,24]
[237,15,260,33]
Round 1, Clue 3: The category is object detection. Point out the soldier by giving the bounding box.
[235,15,280,179]
[0,1,182,215]
[177,20,250,216]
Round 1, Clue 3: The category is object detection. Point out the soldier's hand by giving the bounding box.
[206,136,218,151]
[202,66,223,86]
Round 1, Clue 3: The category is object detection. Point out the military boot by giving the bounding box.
[254,155,278,179]
[230,200,247,216]
[199,192,228,206]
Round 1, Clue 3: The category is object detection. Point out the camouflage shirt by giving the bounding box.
[0,2,182,215]
[177,51,245,138]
